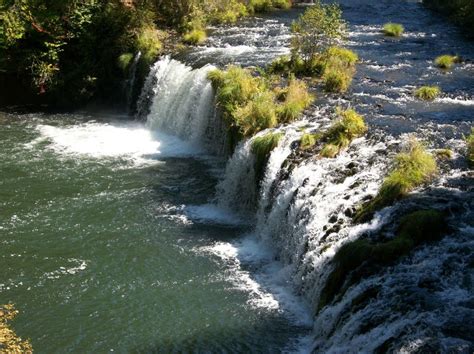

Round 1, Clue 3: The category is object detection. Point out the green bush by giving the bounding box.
[183,29,207,45]
[277,78,314,123]
[252,132,283,182]
[320,108,367,157]
[248,0,273,13]
[272,0,292,9]
[434,55,458,69]
[137,26,163,62]
[383,23,404,37]
[319,209,446,310]
[414,85,441,101]
[467,128,474,166]
[355,139,438,222]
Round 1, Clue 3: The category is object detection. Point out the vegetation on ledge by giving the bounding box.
[0,303,32,353]
[354,139,438,223]
[320,108,367,158]
[208,66,313,149]
[319,209,447,311]
[382,23,404,37]
[414,85,441,101]
[467,128,474,166]
[252,132,283,183]
[434,54,459,69]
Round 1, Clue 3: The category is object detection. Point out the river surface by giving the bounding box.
[1,1,473,353]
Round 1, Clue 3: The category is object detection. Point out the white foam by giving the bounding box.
[184,204,247,226]
[34,121,203,164]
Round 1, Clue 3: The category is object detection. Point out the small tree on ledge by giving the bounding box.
[291,1,346,62]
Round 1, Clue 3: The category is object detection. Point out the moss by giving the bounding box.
[319,209,446,310]
[414,85,441,101]
[300,132,318,150]
[355,139,438,223]
[320,108,367,158]
[277,78,314,123]
[183,29,207,45]
[383,23,404,37]
[434,148,453,160]
[434,55,459,69]
[117,53,134,72]
[251,132,283,182]
[0,304,33,353]
[467,127,474,166]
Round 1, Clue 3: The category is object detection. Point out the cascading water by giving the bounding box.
[132,3,474,352]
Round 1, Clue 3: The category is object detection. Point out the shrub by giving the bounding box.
[267,55,292,75]
[355,139,438,223]
[183,29,207,45]
[383,23,404,37]
[0,303,33,353]
[252,132,283,182]
[319,209,446,310]
[277,78,314,123]
[117,53,134,72]
[320,108,367,157]
[248,0,273,13]
[414,85,441,101]
[467,128,474,166]
[434,55,458,69]
[291,2,346,62]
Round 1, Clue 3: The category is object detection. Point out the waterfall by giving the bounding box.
[136,56,227,154]
[126,51,141,114]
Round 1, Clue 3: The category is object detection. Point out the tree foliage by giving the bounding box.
[291,1,346,62]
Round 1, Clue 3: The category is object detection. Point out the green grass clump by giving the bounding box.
[234,91,279,137]
[467,128,474,166]
[300,132,318,150]
[325,46,359,67]
[355,139,438,223]
[319,209,446,310]
[248,0,273,13]
[117,53,134,72]
[435,149,453,160]
[209,66,310,148]
[136,26,162,62]
[383,23,404,37]
[183,29,207,45]
[252,132,283,182]
[323,69,352,93]
[320,108,367,158]
[414,85,441,101]
[434,55,458,69]
[272,0,292,9]
[277,78,314,123]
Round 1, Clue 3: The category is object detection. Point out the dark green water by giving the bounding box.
[0,113,310,353]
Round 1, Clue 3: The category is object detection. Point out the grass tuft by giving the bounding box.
[434,55,459,69]
[277,78,314,123]
[183,29,207,45]
[355,139,437,223]
[434,148,453,160]
[251,132,283,182]
[117,53,134,72]
[300,132,319,150]
[320,108,367,158]
[414,85,441,101]
[234,91,279,137]
[383,23,404,37]
[467,128,474,166]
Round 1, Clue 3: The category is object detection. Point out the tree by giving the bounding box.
[291,1,346,62]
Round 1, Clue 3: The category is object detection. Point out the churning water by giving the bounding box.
[1,1,473,352]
